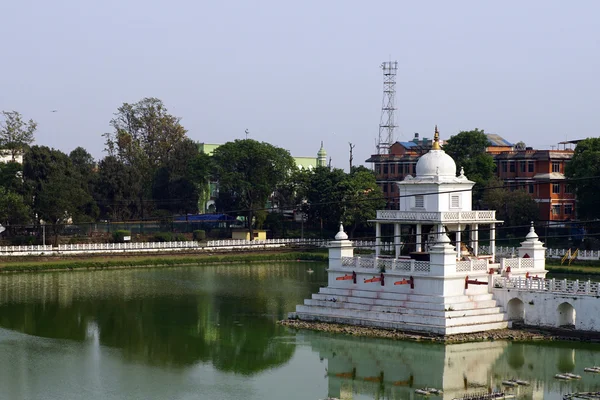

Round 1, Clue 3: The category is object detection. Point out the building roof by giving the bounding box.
[486,134,513,147]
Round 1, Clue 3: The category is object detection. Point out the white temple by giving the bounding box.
[292,127,549,335]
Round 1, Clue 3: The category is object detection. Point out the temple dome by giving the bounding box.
[415,126,457,178]
[415,149,457,178]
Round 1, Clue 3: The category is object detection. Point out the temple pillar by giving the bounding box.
[416,224,422,252]
[471,224,479,256]
[375,222,381,258]
[490,223,496,262]
[394,223,401,258]
[456,224,462,260]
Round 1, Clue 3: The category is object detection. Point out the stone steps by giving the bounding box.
[312,293,499,311]
[304,299,503,318]
[295,304,507,327]
[319,287,494,304]
[293,312,509,335]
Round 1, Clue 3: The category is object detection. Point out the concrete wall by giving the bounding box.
[494,289,600,331]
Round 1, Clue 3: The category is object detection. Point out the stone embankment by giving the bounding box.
[279,319,600,343]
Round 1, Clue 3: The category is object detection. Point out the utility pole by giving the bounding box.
[245,129,249,139]
[349,142,355,171]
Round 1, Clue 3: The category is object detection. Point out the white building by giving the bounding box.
[292,128,549,335]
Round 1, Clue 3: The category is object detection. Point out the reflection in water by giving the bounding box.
[0,263,326,372]
[298,331,600,400]
[0,265,600,400]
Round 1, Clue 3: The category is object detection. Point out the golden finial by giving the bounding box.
[432,125,441,150]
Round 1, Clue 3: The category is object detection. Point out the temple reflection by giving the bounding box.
[297,331,600,400]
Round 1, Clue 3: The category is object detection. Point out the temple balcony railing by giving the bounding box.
[341,256,431,274]
[375,210,497,223]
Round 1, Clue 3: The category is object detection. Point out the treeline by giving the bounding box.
[0,98,385,244]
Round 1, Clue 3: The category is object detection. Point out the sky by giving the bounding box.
[1,0,598,170]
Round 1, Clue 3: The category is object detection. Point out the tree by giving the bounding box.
[212,139,296,238]
[340,167,386,237]
[481,178,539,233]
[0,187,30,233]
[305,167,347,233]
[103,98,188,218]
[443,128,495,202]
[0,111,36,161]
[95,156,143,221]
[565,137,600,221]
[69,147,99,222]
[23,146,94,244]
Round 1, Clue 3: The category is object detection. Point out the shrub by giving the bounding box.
[112,230,131,243]
[173,233,187,242]
[11,235,36,246]
[153,232,173,242]
[193,230,206,241]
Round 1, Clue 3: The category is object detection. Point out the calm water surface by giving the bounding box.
[0,263,599,400]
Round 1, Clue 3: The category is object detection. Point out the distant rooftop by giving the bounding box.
[486,134,513,147]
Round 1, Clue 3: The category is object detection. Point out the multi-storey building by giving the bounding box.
[494,148,575,223]
[366,132,575,222]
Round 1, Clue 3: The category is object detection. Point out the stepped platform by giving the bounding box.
[290,287,509,335]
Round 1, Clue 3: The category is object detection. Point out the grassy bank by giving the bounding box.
[545,259,600,276]
[0,251,328,273]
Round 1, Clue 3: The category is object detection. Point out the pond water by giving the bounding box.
[0,263,599,400]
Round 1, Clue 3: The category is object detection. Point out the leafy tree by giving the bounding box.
[212,139,296,238]
[0,161,24,194]
[0,187,30,233]
[151,138,204,215]
[443,128,495,201]
[0,111,36,161]
[340,167,386,237]
[481,178,539,232]
[103,98,188,218]
[305,166,347,233]
[95,156,143,221]
[69,147,99,222]
[565,137,600,221]
[515,141,526,150]
[23,146,94,244]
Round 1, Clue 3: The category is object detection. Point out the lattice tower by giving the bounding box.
[377,61,398,154]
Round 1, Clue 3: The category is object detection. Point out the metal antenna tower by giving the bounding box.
[377,61,398,154]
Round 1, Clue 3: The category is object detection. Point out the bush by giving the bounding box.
[11,235,37,246]
[153,232,173,242]
[112,230,131,243]
[173,233,187,242]
[193,230,206,241]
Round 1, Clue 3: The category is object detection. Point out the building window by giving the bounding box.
[552,204,561,215]
[450,195,460,208]
[552,162,560,173]
[383,164,388,174]
[390,164,395,175]
[528,161,534,173]
[552,183,560,194]
[528,184,534,194]
[564,184,573,194]
[383,184,388,193]
[565,204,573,215]
[520,161,526,173]
[415,195,424,208]
[501,161,507,173]
[412,163,417,174]
[375,165,381,174]
[509,162,515,172]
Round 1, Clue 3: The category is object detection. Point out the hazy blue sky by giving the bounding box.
[1,0,598,169]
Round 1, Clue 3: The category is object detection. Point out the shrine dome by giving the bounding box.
[415,127,457,178]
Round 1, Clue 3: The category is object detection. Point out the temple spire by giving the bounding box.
[432,125,441,150]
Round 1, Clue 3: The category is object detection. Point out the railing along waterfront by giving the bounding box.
[494,276,600,296]
[480,246,600,261]
[377,210,496,222]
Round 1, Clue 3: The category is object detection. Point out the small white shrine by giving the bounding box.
[292,128,549,335]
